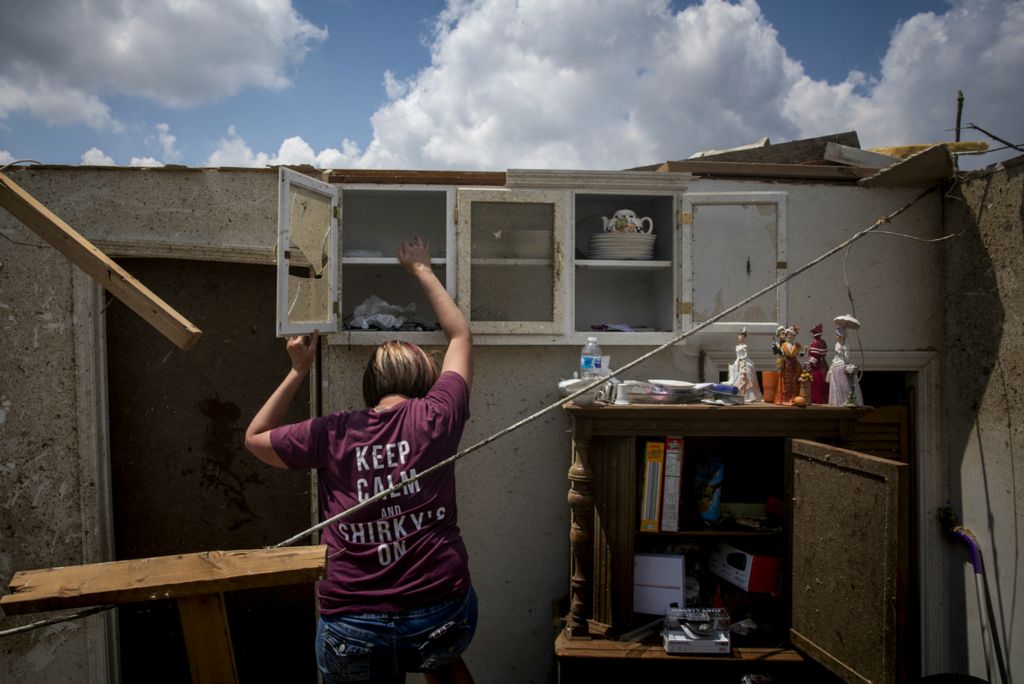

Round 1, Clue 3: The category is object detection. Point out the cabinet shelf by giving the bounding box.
[341,257,446,266]
[471,258,553,266]
[575,259,672,270]
[636,528,781,539]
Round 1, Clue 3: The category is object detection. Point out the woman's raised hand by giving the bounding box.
[286,330,319,375]
[397,237,432,273]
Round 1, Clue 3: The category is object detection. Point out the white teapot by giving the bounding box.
[601,209,653,234]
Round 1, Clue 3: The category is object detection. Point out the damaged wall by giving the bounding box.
[1,165,949,683]
[943,157,1024,681]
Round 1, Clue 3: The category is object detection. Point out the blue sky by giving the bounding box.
[1,0,1020,171]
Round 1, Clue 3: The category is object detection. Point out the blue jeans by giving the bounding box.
[316,586,477,683]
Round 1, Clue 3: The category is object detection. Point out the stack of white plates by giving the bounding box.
[511,230,552,258]
[588,233,656,260]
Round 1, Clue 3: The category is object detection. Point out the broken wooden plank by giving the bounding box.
[657,160,874,182]
[823,142,899,168]
[178,593,239,684]
[0,171,203,351]
[868,141,988,158]
[0,546,327,614]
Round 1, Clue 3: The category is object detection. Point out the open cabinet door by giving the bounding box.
[277,167,340,336]
[788,438,909,684]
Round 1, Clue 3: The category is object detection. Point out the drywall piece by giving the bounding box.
[823,142,899,168]
[858,145,955,188]
[0,171,202,350]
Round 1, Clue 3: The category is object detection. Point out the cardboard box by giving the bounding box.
[708,543,781,593]
[633,553,685,615]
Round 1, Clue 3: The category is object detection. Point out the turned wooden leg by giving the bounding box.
[565,423,594,638]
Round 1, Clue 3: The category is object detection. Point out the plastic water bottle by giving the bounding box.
[580,336,603,378]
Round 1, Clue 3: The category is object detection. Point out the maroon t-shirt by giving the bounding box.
[270,371,471,616]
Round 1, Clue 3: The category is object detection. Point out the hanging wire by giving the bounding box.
[0,179,946,636]
[0,605,114,638]
[273,181,944,548]
[840,188,964,379]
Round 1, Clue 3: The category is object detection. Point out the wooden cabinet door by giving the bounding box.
[456,187,565,334]
[788,438,909,684]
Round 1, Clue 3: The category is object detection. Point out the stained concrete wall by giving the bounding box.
[942,157,1024,682]
[2,165,951,683]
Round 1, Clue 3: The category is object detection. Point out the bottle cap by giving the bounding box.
[587,336,597,342]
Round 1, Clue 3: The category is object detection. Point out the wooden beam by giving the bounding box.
[657,160,874,182]
[0,171,202,351]
[823,142,899,168]
[868,141,988,158]
[178,593,239,684]
[325,169,506,186]
[0,546,327,614]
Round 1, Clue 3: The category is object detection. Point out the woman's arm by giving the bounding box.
[244,332,319,468]
[397,237,472,389]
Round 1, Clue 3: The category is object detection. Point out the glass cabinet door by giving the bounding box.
[276,167,339,336]
[456,188,565,334]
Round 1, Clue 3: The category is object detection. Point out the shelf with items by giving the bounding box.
[573,193,677,334]
[558,404,894,682]
[332,186,453,335]
[339,261,446,333]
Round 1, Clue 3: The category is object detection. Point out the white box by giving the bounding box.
[633,553,685,615]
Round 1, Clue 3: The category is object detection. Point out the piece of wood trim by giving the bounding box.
[867,141,988,158]
[1,546,327,614]
[657,160,874,181]
[178,593,239,684]
[0,171,203,350]
[326,169,506,186]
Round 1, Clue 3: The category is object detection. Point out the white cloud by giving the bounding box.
[81,148,115,166]
[0,150,14,165]
[783,0,1024,154]
[317,0,1022,170]
[154,123,181,162]
[206,127,365,169]
[207,126,272,168]
[0,0,327,129]
[130,157,163,167]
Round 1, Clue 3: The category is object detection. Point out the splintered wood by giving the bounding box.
[0,546,327,615]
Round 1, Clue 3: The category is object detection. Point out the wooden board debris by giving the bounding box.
[868,141,988,158]
[0,546,327,614]
[0,171,203,350]
[823,142,899,168]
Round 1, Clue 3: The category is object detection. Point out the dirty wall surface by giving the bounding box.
[943,157,1024,681]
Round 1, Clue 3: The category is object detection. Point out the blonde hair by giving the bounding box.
[362,340,440,407]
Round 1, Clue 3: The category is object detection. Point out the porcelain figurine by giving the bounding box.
[807,323,829,404]
[728,328,763,403]
[774,325,803,406]
[827,314,864,407]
